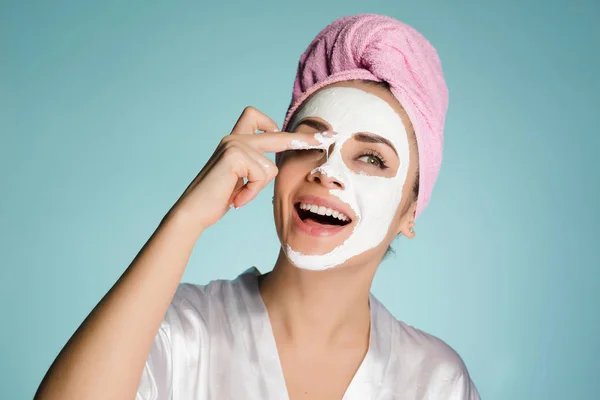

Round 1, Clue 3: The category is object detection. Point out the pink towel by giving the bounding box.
[282,14,448,218]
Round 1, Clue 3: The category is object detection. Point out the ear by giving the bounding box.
[395,201,417,239]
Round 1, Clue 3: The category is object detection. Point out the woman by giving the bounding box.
[36,14,480,400]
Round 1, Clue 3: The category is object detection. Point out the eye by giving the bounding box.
[357,152,388,169]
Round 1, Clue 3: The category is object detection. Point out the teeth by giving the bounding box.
[299,203,349,222]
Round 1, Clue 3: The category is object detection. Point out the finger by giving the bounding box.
[234,177,271,208]
[246,131,337,153]
[231,106,280,135]
[235,141,279,181]
[227,177,245,206]
[228,152,269,208]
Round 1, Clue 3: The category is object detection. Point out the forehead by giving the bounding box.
[290,87,408,148]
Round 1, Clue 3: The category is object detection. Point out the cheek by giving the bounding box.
[274,156,304,197]
[351,175,404,212]
[348,174,406,237]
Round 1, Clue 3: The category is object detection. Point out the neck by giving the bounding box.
[258,248,377,346]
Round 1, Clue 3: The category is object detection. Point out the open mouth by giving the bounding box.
[294,202,352,227]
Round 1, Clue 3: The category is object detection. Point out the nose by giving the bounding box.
[307,168,345,190]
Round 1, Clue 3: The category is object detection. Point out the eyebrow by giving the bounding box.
[354,133,398,156]
[295,118,330,132]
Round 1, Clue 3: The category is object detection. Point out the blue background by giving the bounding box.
[1,1,599,399]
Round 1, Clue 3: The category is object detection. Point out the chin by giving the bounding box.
[283,235,346,258]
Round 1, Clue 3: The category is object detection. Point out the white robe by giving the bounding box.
[137,268,480,399]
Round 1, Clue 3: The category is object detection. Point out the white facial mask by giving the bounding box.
[284,87,411,270]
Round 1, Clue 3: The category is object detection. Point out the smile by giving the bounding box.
[297,202,350,223]
[292,195,353,237]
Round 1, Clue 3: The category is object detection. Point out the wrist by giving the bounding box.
[161,206,206,240]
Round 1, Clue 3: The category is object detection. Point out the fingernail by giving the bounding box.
[274,127,280,132]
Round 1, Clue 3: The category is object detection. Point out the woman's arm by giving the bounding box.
[34,212,201,400]
[34,107,321,400]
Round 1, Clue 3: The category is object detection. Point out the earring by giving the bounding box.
[272,196,274,204]
[409,228,415,234]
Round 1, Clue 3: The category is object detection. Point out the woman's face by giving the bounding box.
[273,81,419,270]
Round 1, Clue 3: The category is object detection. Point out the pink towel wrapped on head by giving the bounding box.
[283,14,449,218]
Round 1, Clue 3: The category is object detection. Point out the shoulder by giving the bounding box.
[160,275,238,331]
[169,279,225,311]
[394,318,467,371]
[371,296,466,371]
[395,321,479,398]
[162,268,258,331]
[373,298,480,398]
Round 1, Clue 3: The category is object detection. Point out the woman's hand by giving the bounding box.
[168,106,321,232]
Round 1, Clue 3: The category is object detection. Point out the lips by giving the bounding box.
[292,194,354,237]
